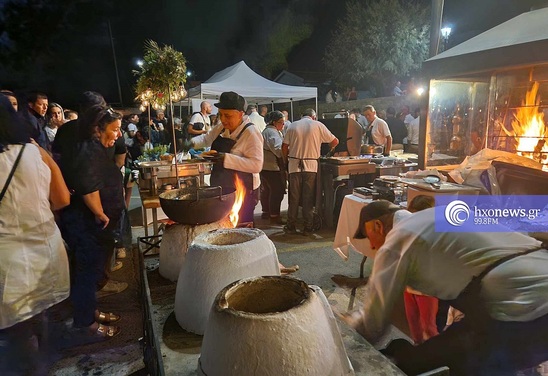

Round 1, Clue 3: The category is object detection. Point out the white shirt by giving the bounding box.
[247,111,266,133]
[403,113,415,126]
[192,117,264,190]
[368,117,391,147]
[408,116,420,145]
[45,126,57,142]
[189,112,211,132]
[353,208,548,344]
[283,116,336,174]
[0,144,70,328]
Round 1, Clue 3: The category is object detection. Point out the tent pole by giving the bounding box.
[290,100,294,122]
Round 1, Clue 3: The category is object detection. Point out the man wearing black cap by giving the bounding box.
[190,91,263,224]
[341,200,548,375]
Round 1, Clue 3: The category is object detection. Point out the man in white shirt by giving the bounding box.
[407,108,420,153]
[188,101,212,136]
[282,109,338,235]
[190,92,263,224]
[246,104,266,133]
[363,105,392,156]
[340,200,548,375]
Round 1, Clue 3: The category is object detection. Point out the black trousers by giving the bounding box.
[387,313,548,375]
[260,170,285,216]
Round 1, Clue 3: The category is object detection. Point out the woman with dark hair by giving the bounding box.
[260,110,287,224]
[60,105,125,339]
[0,94,71,371]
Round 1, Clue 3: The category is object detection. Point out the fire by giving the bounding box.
[229,175,246,227]
[510,81,548,166]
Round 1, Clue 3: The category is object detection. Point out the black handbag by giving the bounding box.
[0,144,26,204]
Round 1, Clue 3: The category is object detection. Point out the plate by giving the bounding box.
[379,175,400,182]
[200,154,218,159]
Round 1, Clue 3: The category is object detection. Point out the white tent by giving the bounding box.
[187,61,317,106]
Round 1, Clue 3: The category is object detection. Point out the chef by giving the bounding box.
[363,105,392,156]
[340,200,548,375]
[189,91,263,224]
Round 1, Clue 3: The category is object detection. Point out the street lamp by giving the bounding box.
[136,59,144,67]
[441,27,452,51]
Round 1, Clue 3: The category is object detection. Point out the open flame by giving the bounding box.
[510,81,548,167]
[229,175,246,227]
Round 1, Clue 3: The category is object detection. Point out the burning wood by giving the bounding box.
[229,176,246,227]
[508,82,548,166]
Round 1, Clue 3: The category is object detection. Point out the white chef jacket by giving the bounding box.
[192,116,263,190]
[353,208,548,344]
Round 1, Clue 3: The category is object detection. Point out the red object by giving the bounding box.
[403,290,439,344]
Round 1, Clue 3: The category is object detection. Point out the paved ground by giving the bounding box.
[8,185,546,375]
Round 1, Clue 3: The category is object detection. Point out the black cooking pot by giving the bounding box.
[159,186,236,225]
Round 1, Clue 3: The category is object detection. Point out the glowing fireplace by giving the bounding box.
[422,65,548,172]
[420,7,548,173]
[496,81,548,168]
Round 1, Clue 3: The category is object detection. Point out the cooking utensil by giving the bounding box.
[159,186,236,225]
[361,144,384,155]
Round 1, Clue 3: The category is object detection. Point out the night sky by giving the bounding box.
[0,0,544,107]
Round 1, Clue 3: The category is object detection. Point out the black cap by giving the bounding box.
[354,200,401,239]
[215,91,246,112]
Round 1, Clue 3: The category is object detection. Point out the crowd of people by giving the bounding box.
[3,86,547,376]
[0,90,136,373]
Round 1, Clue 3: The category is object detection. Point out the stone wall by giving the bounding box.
[294,94,424,118]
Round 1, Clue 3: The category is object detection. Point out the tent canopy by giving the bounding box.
[423,7,548,78]
[188,61,317,104]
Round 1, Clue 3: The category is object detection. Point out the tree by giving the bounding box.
[134,40,188,110]
[323,0,430,96]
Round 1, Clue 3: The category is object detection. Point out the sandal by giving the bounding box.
[280,265,300,275]
[95,311,121,324]
[95,323,121,338]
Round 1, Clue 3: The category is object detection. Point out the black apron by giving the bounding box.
[443,244,546,328]
[210,123,254,192]
[365,124,374,145]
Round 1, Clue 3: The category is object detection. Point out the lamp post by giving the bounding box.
[441,27,452,52]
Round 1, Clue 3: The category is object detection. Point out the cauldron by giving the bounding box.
[159,186,236,225]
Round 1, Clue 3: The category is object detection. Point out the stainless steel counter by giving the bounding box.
[137,160,213,194]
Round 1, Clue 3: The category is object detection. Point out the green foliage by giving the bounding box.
[258,10,314,77]
[324,0,430,95]
[138,144,169,162]
[134,40,188,107]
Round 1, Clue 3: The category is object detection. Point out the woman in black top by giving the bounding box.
[60,105,125,338]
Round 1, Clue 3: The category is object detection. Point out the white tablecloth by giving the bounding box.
[333,195,374,260]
